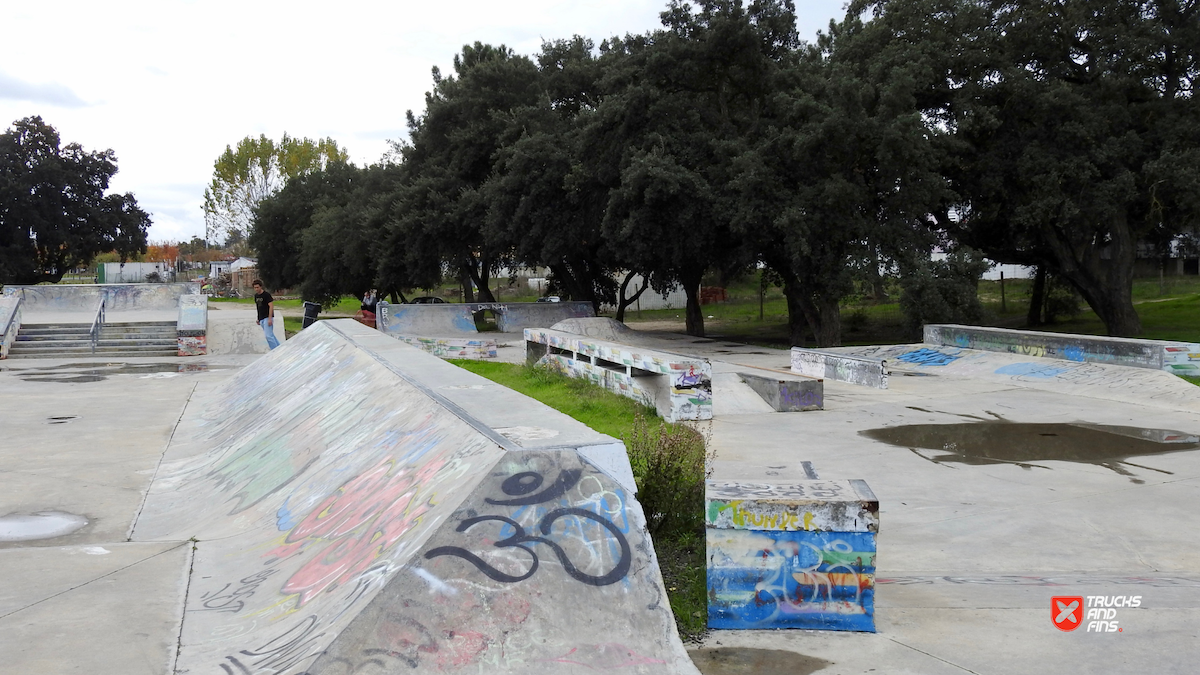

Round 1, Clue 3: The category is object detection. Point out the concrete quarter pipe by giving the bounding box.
[130,320,696,674]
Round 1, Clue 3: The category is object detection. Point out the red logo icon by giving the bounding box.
[1053,596,1084,631]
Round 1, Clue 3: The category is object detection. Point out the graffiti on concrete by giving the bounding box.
[426,468,632,586]
[707,529,876,631]
[896,347,961,366]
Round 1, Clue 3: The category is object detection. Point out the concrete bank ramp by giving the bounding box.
[550,317,635,342]
[132,320,696,675]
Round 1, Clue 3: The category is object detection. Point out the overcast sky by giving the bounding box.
[1,0,848,243]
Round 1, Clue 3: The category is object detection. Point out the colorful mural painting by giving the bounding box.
[706,480,878,632]
[525,328,713,422]
[398,335,497,359]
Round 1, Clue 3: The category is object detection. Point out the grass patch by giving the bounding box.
[447,360,711,641]
[1180,375,1200,387]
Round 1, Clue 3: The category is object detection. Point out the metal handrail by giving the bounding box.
[89,297,106,354]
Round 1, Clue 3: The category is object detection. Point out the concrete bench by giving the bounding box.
[792,347,889,389]
[525,327,713,422]
[925,324,1200,375]
[706,479,878,632]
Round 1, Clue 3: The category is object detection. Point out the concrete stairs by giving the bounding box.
[9,321,179,358]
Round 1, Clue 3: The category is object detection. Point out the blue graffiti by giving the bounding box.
[276,497,298,531]
[896,348,960,366]
[1062,345,1086,362]
[994,362,1072,378]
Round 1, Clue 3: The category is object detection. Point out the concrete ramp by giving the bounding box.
[551,317,636,342]
[131,320,696,674]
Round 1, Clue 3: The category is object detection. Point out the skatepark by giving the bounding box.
[2,297,1199,673]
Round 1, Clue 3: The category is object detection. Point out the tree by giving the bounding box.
[482,37,623,311]
[202,133,348,248]
[586,1,795,336]
[379,43,545,303]
[0,116,150,284]
[939,0,1200,336]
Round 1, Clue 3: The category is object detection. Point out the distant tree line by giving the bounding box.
[247,0,1200,343]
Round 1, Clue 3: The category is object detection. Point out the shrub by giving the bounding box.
[623,412,713,537]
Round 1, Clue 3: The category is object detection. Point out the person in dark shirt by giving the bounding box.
[252,279,280,350]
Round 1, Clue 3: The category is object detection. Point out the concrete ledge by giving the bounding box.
[792,348,889,389]
[0,295,21,359]
[396,335,497,359]
[738,372,823,411]
[525,327,712,422]
[706,479,878,632]
[925,324,1200,375]
[3,283,201,313]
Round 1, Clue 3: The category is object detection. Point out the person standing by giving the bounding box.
[252,280,280,350]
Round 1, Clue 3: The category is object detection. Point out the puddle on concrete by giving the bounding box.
[3,361,232,383]
[0,511,88,541]
[689,648,833,675]
[862,422,1199,483]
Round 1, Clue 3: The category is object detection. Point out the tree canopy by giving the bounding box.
[203,133,348,248]
[248,0,1199,341]
[0,116,150,284]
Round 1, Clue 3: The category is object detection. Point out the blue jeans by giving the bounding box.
[260,318,280,350]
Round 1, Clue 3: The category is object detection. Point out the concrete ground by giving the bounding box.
[3,331,1199,674]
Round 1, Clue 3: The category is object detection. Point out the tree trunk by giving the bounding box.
[1026,266,1046,327]
[796,293,842,348]
[460,267,475,303]
[682,271,705,337]
[783,280,807,347]
[1042,214,1142,336]
[615,272,649,323]
[469,256,497,303]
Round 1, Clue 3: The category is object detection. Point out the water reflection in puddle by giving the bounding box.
[0,511,88,541]
[862,422,1199,483]
[2,361,233,383]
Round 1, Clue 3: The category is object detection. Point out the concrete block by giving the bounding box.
[738,373,823,411]
[706,479,878,632]
[792,348,889,389]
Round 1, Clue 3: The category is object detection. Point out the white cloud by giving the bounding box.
[0,71,88,108]
[0,0,847,243]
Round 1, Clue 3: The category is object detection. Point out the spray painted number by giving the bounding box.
[425,508,631,586]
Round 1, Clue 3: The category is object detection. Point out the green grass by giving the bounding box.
[448,359,656,439]
[446,360,710,641]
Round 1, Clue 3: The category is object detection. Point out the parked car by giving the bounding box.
[408,296,447,304]
[536,296,561,303]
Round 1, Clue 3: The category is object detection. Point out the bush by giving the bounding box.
[899,247,990,338]
[623,412,713,537]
